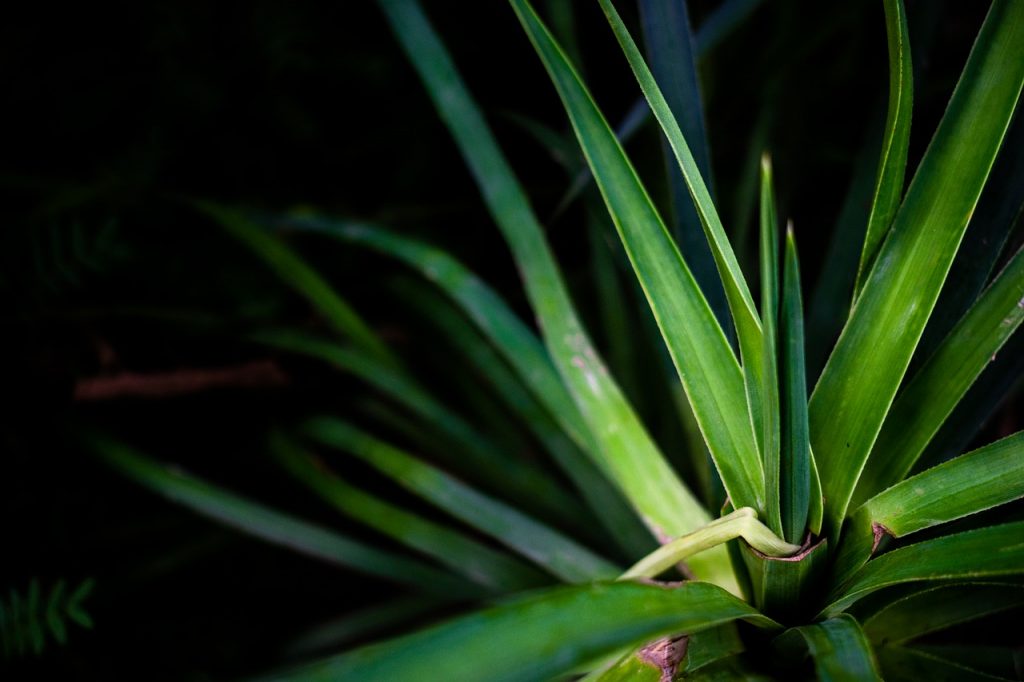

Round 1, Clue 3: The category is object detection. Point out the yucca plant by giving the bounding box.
[88,0,1024,679]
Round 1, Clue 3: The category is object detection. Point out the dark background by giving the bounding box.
[1,1,1014,678]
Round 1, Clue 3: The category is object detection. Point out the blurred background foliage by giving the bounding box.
[2,0,1016,678]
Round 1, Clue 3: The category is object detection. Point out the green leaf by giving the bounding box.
[270,581,776,682]
[554,0,766,218]
[27,580,43,655]
[809,0,1024,538]
[44,581,67,645]
[912,645,1023,680]
[862,583,1024,645]
[302,418,622,583]
[915,331,1023,471]
[776,614,882,681]
[270,432,550,591]
[602,0,768,468]
[915,110,1024,364]
[516,0,764,515]
[376,0,725,583]
[834,431,1024,584]
[854,246,1024,501]
[693,0,764,56]
[397,280,653,559]
[824,521,1024,616]
[65,578,95,630]
[779,227,812,543]
[253,328,585,528]
[637,0,732,335]
[195,202,393,365]
[758,156,782,537]
[877,645,1014,682]
[87,435,478,597]
[283,220,591,448]
[853,0,913,298]
[807,449,824,537]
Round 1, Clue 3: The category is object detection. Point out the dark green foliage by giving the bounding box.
[0,579,94,659]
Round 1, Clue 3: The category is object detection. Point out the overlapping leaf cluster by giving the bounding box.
[89,0,1024,679]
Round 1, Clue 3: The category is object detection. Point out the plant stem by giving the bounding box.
[620,508,800,580]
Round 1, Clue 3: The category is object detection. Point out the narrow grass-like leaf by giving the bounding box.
[824,521,1024,616]
[270,581,777,682]
[601,0,767,468]
[877,645,1015,682]
[195,202,393,365]
[833,431,1024,584]
[637,0,731,335]
[270,433,550,591]
[303,418,622,583]
[779,226,811,543]
[377,0,721,573]
[253,327,584,528]
[693,0,764,55]
[759,156,781,536]
[282,219,591,447]
[854,246,1024,500]
[87,435,477,597]
[729,112,771,278]
[515,0,764,514]
[554,0,766,217]
[398,280,653,559]
[853,0,913,298]
[912,645,1023,680]
[862,583,1024,645]
[809,0,1024,538]
[553,99,651,219]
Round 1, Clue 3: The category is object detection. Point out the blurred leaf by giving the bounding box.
[877,645,1014,682]
[88,435,478,597]
[302,418,622,583]
[397,280,652,558]
[197,202,393,364]
[271,433,550,591]
[254,328,586,528]
[637,0,731,335]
